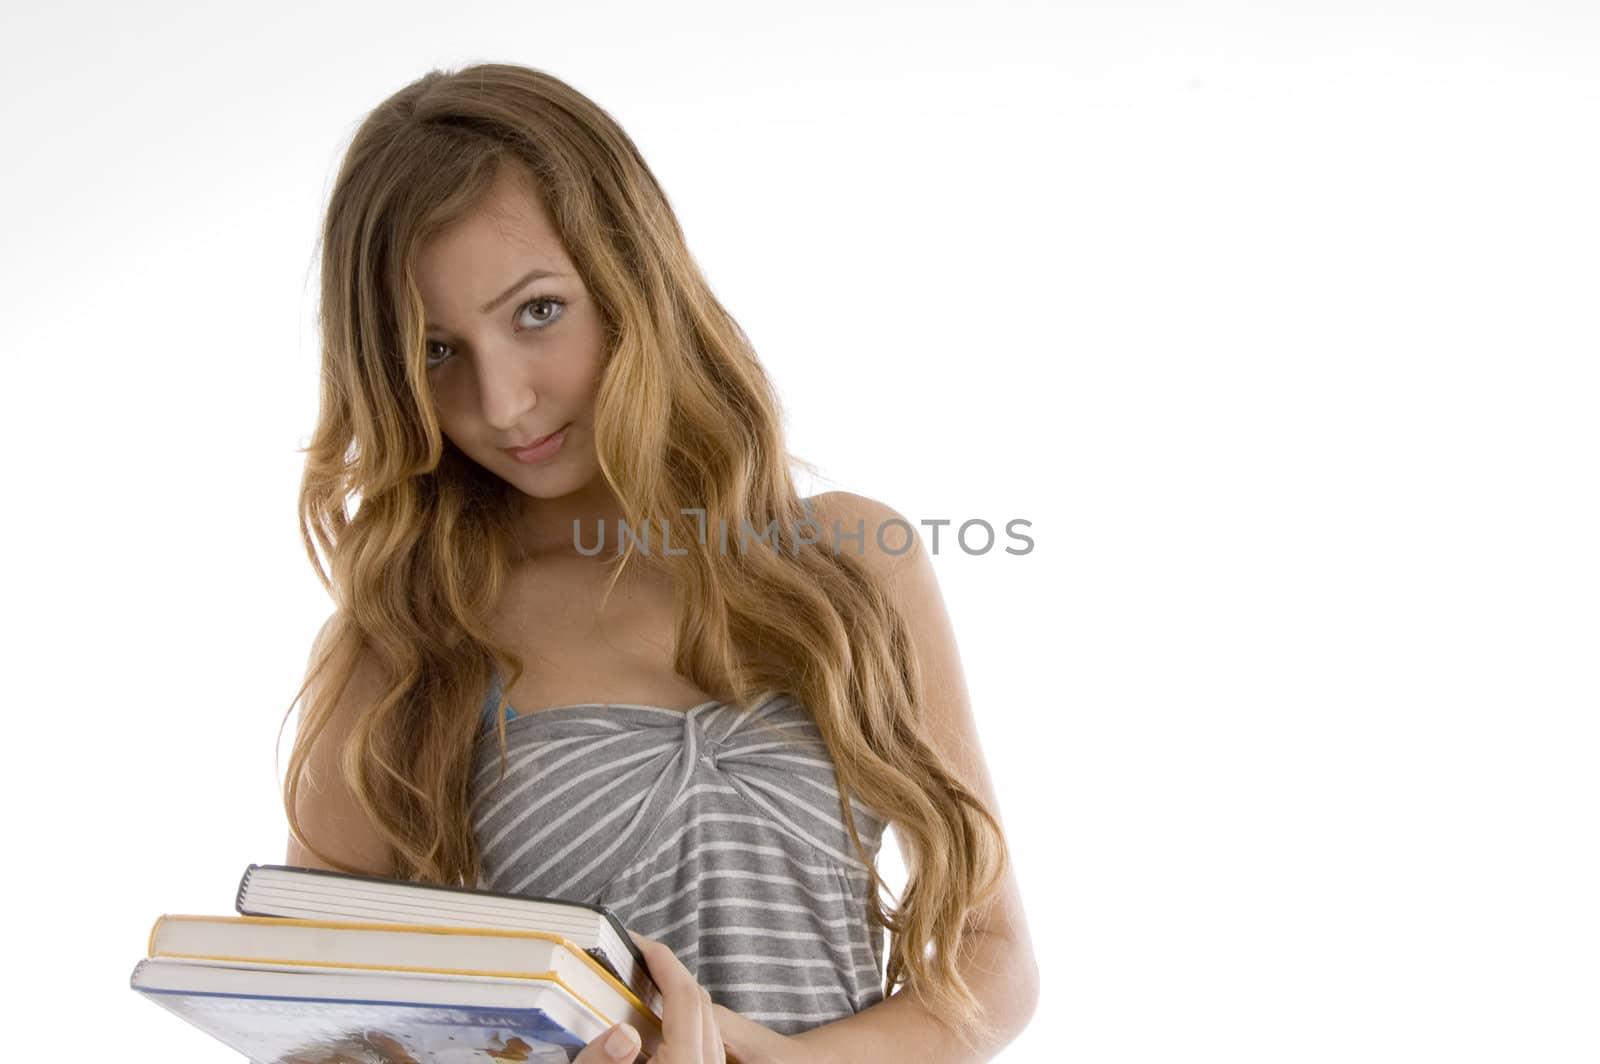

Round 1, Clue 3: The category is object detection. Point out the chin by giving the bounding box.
[502,457,597,497]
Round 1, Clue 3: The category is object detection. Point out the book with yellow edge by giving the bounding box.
[236,862,664,1016]
[131,901,671,1060]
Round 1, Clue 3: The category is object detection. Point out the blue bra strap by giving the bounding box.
[481,667,518,729]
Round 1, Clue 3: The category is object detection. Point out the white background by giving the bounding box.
[3,1,1596,1061]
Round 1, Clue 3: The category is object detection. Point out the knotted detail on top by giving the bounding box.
[469,689,887,899]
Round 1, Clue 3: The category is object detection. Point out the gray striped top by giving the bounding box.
[469,669,891,1035]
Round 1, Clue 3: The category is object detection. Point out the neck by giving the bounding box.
[514,477,631,562]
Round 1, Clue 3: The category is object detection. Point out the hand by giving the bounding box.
[571,930,820,1064]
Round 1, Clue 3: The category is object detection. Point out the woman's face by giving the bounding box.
[414,169,607,499]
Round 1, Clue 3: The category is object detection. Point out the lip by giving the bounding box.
[503,423,570,463]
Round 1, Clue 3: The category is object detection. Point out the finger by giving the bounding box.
[629,930,703,1059]
[572,1022,640,1064]
[700,984,726,1063]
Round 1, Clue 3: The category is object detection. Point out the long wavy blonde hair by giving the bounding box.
[281,62,1010,1053]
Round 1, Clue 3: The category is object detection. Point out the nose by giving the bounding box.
[472,341,540,431]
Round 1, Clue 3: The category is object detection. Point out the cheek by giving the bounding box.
[544,356,601,402]
[428,388,470,440]
[428,372,479,420]
[574,348,609,395]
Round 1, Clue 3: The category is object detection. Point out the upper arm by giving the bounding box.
[813,490,1040,984]
[285,615,396,876]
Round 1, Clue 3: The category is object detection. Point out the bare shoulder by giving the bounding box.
[809,490,1040,969]
[806,489,924,580]
[805,489,935,634]
[285,613,396,876]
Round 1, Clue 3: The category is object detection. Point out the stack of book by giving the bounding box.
[130,864,667,1062]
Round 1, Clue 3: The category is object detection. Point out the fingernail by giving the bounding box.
[605,1023,638,1060]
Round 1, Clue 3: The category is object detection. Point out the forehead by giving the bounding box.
[415,170,573,299]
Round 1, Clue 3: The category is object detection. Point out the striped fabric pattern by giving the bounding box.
[469,670,891,1035]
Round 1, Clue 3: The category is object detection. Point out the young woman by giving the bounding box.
[283,62,1038,1064]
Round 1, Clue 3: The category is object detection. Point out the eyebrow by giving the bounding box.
[424,267,569,330]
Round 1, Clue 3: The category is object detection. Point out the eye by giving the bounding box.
[424,295,568,370]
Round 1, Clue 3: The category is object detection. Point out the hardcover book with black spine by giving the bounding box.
[235,863,663,1016]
